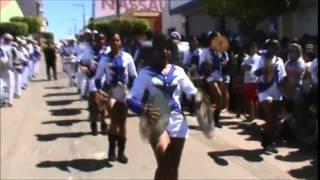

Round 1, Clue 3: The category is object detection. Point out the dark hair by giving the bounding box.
[107,32,120,42]
[152,33,175,51]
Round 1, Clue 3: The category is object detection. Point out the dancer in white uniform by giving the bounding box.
[95,32,137,164]
[127,34,197,180]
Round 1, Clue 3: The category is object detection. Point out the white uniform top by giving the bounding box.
[310,58,318,84]
[127,65,197,138]
[0,44,14,70]
[254,56,287,93]
[183,48,202,68]
[199,48,228,82]
[95,51,137,86]
[61,46,77,63]
[77,42,95,66]
[242,53,261,83]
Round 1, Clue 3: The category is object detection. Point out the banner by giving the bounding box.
[95,0,166,18]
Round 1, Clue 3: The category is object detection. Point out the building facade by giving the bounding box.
[167,0,318,39]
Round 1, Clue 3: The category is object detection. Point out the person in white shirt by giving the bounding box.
[95,32,137,164]
[241,41,260,121]
[127,34,197,180]
[170,31,189,66]
[253,39,287,153]
[0,33,15,107]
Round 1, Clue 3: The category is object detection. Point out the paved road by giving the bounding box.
[1,61,317,179]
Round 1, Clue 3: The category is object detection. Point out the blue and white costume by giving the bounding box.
[61,44,78,87]
[199,48,228,82]
[253,56,287,102]
[127,65,197,138]
[95,51,137,102]
[183,48,202,73]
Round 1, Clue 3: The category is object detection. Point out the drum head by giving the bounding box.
[195,90,215,139]
[140,89,170,142]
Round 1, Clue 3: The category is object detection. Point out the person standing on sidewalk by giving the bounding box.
[241,41,260,121]
[43,41,57,81]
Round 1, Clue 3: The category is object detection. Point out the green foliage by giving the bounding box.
[0,22,28,36]
[10,16,42,34]
[87,19,150,37]
[131,19,150,36]
[41,31,54,42]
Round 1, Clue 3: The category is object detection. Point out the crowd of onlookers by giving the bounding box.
[0,33,41,107]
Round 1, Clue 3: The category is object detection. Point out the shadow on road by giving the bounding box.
[207,149,265,166]
[36,159,113,172]
[42,119,89,126]
[35,132,92,141]
[44,86,65,90]
[49,108,82,116]
[275,148,317,179]
[46,99,80,106]
[220,120,262,142]
[32,79,48,83]
[43,92,79,97]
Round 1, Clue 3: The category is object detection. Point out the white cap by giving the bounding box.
[92,30,98,34]
[83,28,92,34]
[305,43,314,53]
[170,31,181,40]
[3,33,13,40]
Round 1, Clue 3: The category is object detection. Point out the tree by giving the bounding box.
[41,32,54,42]
[206,0,299,33]
[10,16,42,34]
[0,22,29,36]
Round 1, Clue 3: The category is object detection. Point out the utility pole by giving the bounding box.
[72,4,86,29]
[116,0,120,18]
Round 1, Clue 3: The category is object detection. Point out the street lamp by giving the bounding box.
[71,18,77,35]
[72,4,86,30]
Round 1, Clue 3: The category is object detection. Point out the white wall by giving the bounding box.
[161,2,185,35]
[292,6,318,37]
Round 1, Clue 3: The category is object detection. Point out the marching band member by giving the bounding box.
[12,41,28,99]
[127,34,198,180]
[253,39,287,153]
[199,31,228,128]
[0,33,15,107]
[87,33,110,135]
[61,37,77,87]
[77,29,95,99]
[95,32,137,164]
[20,38,31,88]
[182,36,202,114]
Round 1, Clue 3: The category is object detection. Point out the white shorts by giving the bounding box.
[206,71,223,82]
[165,112,189,138]
[258,83,283,102]
[89,79,97,92]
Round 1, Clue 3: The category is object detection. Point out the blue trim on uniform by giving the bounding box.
[126,96,143,115]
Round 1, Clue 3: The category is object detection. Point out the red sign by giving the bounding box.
[95,0,166,18]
